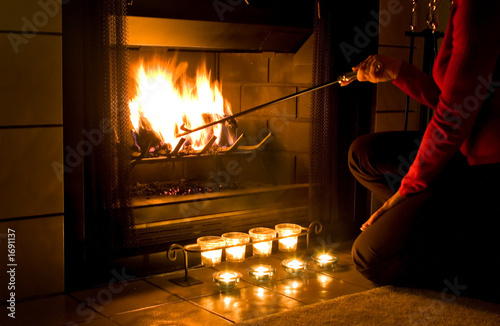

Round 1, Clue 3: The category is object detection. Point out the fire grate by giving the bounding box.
[130,132,272,166]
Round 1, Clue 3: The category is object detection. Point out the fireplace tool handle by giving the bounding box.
[177,71,359,137]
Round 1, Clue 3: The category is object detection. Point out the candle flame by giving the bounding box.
[253,241,272,255]
[219,271,238,281]
[318,254,334,262]
[286,259,304,269]
[253,265,270,275]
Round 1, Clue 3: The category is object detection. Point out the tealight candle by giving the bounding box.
[197,236,225,266]
[312,253,339,269]
[247,264,275,282]
[222,232,250,262]
[275,223,302,252]
[213,271,242,289]
[249,227,276,257]
[281,258,307,274]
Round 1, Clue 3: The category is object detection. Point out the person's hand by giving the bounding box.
[361,191,405,231]
[341,55,403,86]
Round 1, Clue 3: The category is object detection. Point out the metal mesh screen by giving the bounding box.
[309,1,340,227]
[308,1,375,238]
[84,0,135,259]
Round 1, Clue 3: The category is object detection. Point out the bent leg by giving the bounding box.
[352,157,500,295]
[352,191,432,286]
[348,131,423,202]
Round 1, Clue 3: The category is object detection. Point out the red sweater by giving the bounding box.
[393,0,500,197]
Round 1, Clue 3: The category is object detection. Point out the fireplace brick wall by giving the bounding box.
[219,40,313,186]
[0,1,64,301]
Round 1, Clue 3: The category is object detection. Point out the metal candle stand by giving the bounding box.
[166,220,323,287]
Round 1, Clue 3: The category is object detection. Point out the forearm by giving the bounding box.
[392,61,440,109]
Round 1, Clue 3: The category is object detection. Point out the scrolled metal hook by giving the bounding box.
[167,243,185,261]
[308,220,323,235]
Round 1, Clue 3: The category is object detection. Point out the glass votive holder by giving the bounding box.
[197,236,225,266]
[249,227,276,257]
[275,223,302,252]
[222,232,250,262]
[247,264,276,282]
[281,258,307,274]
[212,270,242,290]
[312,253,339,270]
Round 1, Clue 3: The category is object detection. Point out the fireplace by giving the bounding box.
[63,0,375,290]
[125,45,312,255]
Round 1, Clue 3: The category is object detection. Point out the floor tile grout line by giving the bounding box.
[0,291,69,307]
[185,298,238,324]
[66,284,186,321]
[104,299,189,318]
[71,314,123,326]
[143,277,189,300]
[254,283,311,306]
[327,275,378,290]
[63,292,111,324]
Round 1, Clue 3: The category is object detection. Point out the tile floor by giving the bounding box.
[1,241,377,326]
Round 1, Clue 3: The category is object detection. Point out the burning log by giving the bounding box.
[199,135,217,154]
[170,138,186,156]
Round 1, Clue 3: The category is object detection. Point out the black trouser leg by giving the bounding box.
[348,132,500,298]
[348,131,423,202]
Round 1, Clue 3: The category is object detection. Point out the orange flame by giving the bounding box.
[129,58,233,151]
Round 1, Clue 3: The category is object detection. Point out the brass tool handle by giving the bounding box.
[337,71,358,83]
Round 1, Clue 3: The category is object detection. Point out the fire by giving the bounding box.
[129,58,234,152]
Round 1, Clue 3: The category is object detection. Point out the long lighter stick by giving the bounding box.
[177,71,358,137]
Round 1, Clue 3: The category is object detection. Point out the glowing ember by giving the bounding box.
[129,58,234,152]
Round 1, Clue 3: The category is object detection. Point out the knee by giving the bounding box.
[351,235,394,285]
[348,134,375,175]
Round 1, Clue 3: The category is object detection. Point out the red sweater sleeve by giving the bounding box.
[393,61,440,110]
[395,0,500,197]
